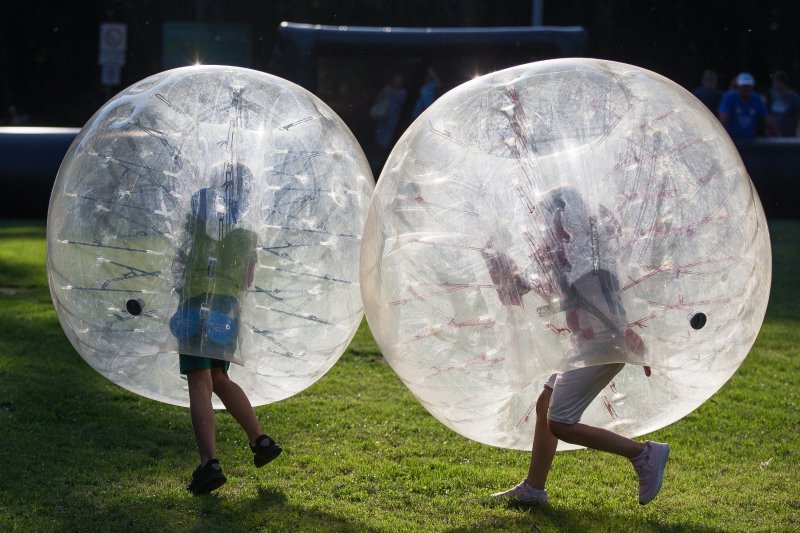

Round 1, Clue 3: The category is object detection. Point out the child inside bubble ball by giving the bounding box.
[484,186,669,505]
[170,162,282,495]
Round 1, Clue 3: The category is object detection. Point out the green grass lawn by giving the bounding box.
[0,220,798,532]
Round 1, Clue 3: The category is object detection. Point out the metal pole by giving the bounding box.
[532,0,544,26]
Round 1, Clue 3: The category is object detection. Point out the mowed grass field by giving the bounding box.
[0,220,797,532]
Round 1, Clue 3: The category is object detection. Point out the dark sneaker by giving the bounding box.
[251,435,282,467]
[187,459,227,495]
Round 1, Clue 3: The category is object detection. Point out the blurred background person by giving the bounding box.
[369,73,408,173]
[411,67,441,120]
[692,69,722,113]
[718,72,779,139]
[768,70,800,137]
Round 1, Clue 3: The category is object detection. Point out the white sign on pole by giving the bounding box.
[99,23,127,67]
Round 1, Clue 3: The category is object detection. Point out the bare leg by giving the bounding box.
[187,369,216,465]
[548,420,645,459]
[525,387,558,490]
[210,367,264,446]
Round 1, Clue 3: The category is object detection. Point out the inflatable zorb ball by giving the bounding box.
[48,65,374,407]
[360,58,771,450]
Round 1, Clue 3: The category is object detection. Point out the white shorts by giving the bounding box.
[544,362,625,424]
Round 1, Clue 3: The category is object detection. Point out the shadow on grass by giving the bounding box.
[0,223,47,288]
[83,486,377,532]
[766,219,800,322]
[0,287,376,531]
[0,257,47,289]
[191,487,376,531]
[448,500,724,533]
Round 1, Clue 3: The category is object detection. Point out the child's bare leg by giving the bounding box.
[547,420,645,459]
[187,369,216,465]
[526,387,558,490]
[210,367,264,445]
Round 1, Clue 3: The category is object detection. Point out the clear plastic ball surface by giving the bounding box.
[48,65,374,407]
[360,58,771,450]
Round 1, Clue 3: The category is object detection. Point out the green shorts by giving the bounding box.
[179,354,231,375]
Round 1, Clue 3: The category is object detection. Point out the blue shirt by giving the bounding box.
[718,91,768,139]
[769,89,800,136]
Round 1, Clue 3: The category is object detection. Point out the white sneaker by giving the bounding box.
[491,480,548,504]
[630,440,670,504]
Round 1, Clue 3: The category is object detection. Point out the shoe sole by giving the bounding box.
[639,444,669,505]
[254,446,282,468]
[190,474,227,495]
[491,487,548,505]
[492,493,549,505]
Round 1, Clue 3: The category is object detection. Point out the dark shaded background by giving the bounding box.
[2,0,799,127]
[1,1,799,219]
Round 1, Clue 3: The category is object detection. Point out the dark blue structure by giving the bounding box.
[0,128,78,218]
[270,23,588,91]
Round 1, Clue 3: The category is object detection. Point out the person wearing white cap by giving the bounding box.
[718,72,779,139]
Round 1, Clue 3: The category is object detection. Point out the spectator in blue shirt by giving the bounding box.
[718,72,779,139]
[692,70,722,113]
[768,70,800,137]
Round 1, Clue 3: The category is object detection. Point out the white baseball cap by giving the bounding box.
[736,72,755,86]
